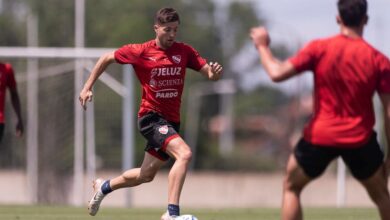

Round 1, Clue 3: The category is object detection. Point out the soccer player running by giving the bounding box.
[0,62,23,142]
[79,7,223,220]
[250,0,390,220]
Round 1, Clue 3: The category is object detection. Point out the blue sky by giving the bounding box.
[238,0,390,93]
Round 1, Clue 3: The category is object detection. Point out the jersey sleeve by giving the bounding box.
[114,44,143,64]
[376,54,390,93]
[288,40,318,73]
[5,63,16,90]
[185,44,207,71]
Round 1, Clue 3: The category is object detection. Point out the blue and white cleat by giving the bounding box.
[87,178,106,216]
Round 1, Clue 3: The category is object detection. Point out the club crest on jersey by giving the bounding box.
[172,55,181,64]
[158,125,169,135]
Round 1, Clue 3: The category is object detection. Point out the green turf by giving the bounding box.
[0,205,380,220]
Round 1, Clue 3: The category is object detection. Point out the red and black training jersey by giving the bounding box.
[115,40,207,123]
[289,34,390,148]
[0,63,17,123]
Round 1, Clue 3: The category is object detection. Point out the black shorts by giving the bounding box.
[138,112,180,161]
[0,123,4,143]
[294,132,384,180]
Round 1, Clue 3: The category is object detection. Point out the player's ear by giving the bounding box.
[363,15,369,25]
[153,24,158,33]
[336,15,342,25]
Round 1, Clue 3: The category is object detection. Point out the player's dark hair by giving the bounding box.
[337,0,367,27]
[154,7,180,25]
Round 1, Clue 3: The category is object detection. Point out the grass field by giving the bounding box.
[0,205,380,220]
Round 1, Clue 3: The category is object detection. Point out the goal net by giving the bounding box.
[0,47,134,206]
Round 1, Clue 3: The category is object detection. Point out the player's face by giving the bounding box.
[154,21,179,49]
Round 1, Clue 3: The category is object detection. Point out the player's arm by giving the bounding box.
[79,51,116,110]
[9,87,23,137]
[380,93,390,172]
[199,62,223,81]
[250,26,296,82]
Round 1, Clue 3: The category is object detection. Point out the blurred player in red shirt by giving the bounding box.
[250,0,390,219]
[0,62,23,142]
[79,7,222,220]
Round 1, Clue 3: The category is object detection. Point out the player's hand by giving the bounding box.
[209,62,223,81]
[250,26,271,48]
[79,88,93,110]
[15,120,23,138]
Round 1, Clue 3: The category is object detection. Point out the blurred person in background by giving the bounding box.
[250,0,390,219]
[79,7,222,220]
[0,62,23,143]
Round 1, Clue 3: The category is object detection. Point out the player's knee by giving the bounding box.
[178,150,192,163]
[139,173,156,183]
[283,176,304,193]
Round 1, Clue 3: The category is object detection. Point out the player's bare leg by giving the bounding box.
[359,164,390,220]
[110,153,165,189]
[282,154,312,220]
[88,153,165,216]
[161,137,192,219]
[166,137,192,205]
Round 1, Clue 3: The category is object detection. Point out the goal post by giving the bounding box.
[0,47,135,206]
